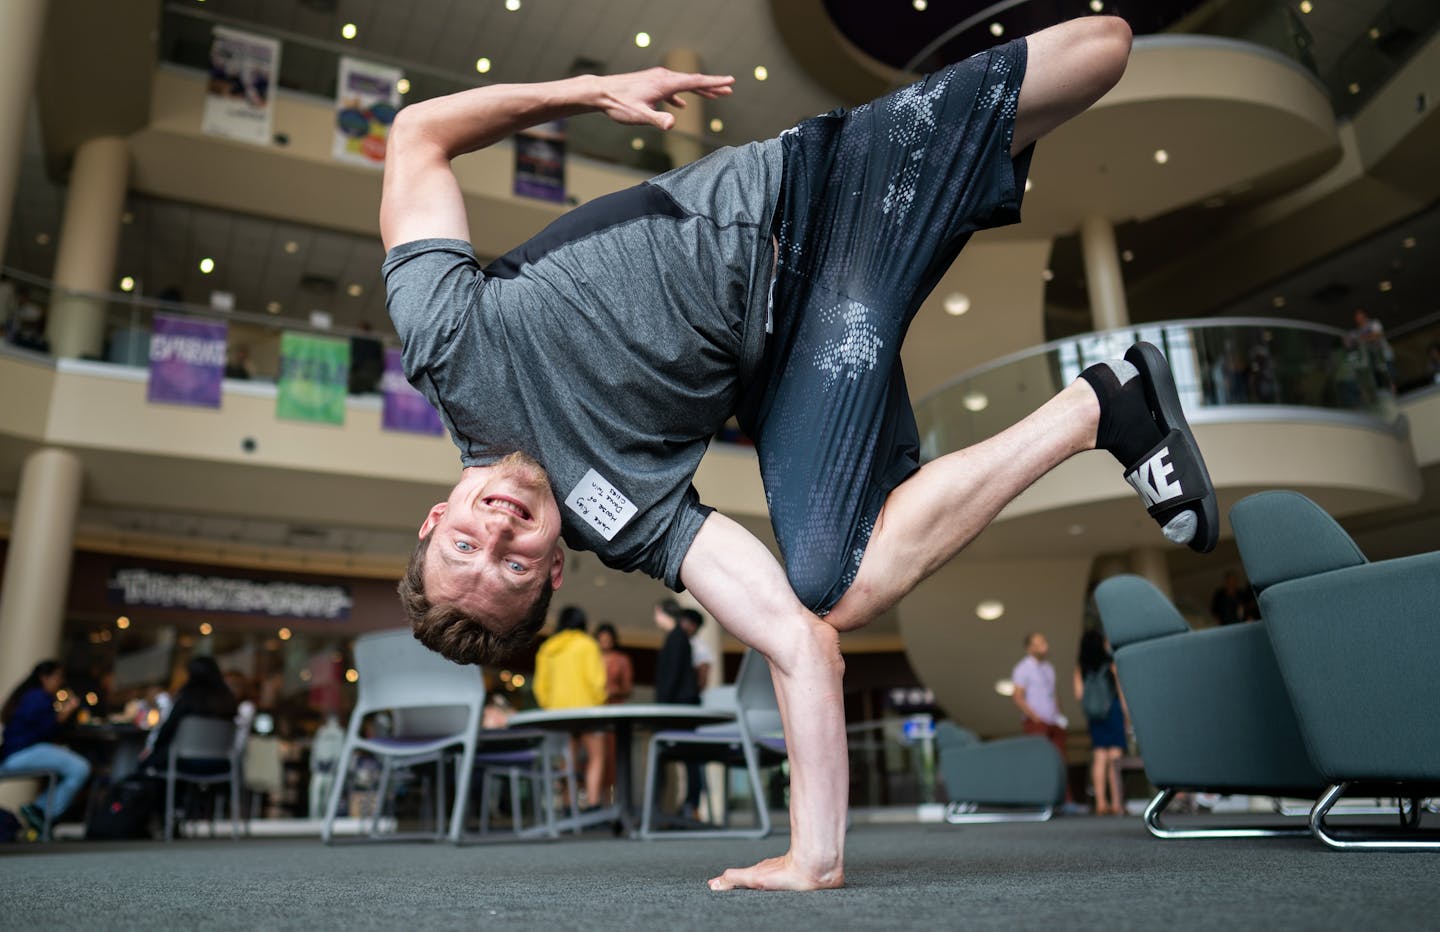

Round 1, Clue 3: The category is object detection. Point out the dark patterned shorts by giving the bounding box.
[736,37,1033,613]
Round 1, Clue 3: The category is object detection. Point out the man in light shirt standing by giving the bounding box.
[1012,632,1070,792]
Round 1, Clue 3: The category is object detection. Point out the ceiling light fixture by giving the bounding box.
[1068,524,1085,536]
[634,31,651,48]
[709,118,724,133]
[278,627,292,640]
[347,283,363,297]
[962,391,989,412]
[913,0,927,10]
[341,22,357,40]
[505,0,521,10]
[754,65,768,81]
[284,240,299,254]
[1348,82,1361,95]
[198,257,215,274]
[1153,148,1169,164]
[630,137,644,151]
[1024,178,1033,192]
[1369,26,1381,39]
[116,616,131,630]
[976,600,1005,621]
[1272,295,1286,308]
[1122,249,1135,262]
[1299,0,1313,13]
[35,233,49,245]
[199,622,213,636]
[994,679,1016,697]
[119,276,135,292]
[943,292,971,316]
[1090,0,1104,10]
[266,301,282,314]
[346,668,359,683]
[989,22,1004,36]
[476,57,492,74]
[1402,236,1417,249]
[396,78,410,95]
[1042,269,1054,282]
[1378,280,1393,292]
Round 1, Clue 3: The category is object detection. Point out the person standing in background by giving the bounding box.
[595,622,633,804]
[1011,632,1071,804]
[1210,570,1248,626]
[1074,629,1129,815]
[533,606,607,809]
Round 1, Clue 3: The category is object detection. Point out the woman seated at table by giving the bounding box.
[139,656,238,774]
[0,660,92,832]
[533,606,608,810]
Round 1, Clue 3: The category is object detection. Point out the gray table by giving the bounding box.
[508,704,732,835]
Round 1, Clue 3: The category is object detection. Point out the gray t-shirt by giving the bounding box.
[383,139,784,590]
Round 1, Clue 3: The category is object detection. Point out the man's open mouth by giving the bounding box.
[483,496,532,521]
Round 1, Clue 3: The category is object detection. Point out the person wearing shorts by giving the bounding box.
[381,15,1214,890]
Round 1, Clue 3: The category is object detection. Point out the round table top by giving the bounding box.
[509,703,732,730]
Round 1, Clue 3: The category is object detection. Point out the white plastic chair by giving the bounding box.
[640,649,787,839]
[321,629,484,844]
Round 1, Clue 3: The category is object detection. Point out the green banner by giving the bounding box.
[277,332,349,425]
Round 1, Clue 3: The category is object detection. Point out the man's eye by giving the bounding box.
[455,540,475,553]
[506,560,525,573]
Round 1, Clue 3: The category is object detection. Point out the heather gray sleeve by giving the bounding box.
[382,238,482,377]
[656,488,714,592]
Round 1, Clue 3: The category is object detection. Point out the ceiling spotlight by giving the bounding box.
[1153,148,1169,165]
[198,257,215,274]
[505,0,521,10]
[475,57,492,74]
[989,22,1004,36]
[341,22,357,40]
[283,240,299,254]
[266,301,282,314]
[345,668,359,683]
[116,616,131,630]
[1042,268,1055,282]
[199,622,213,636]
[709,117,724,133]
[1090,0,1104,10]
[278,627,292,640]
[1402,236,1417,249]
[994,679,1016,697]
[1024,178,1033,192]
[1369,26,1381,40]
[976,599,1005,621]
[1272,295,1287,308]
[962,391,989,412]
[634,31,651,48]
[754,65,768,81]
[594,576,607,587]
[943,292,971,316]
[1348,82,1360,95]
[119,276,135,292]
[1378,280,1393,292]
[346,283,363,297]
[396,78,411,95]
[35,232,50,245]
[630,137,644,151]
[1299,0,1313,13]
[1068,524,1085,536]
[913,0,927,9]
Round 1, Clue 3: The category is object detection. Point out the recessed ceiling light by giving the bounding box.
[345,668,359,683]
[1368,26,1381,40]
[709,117,724,133]
[1378,280,1393,292]
[754,65,768,81]
[347,283,363,297]
[593,576,607,587]
[476,57,492,74]
[976,599,1005,621]
[1090,0,1104,10]
[341,22,357,40]
[962,391,988,412]
[198,257,215,274]
[1299,0,1313,13]
[266,301,282,314]
[1272,295,1287,308]
[630,137,644,151]
[913,0,927,10]
[1068,523,1085,536]
[283,240,299,254]
[994,679,1016,697]
[119,276,135,292]
[1122,249,1135,262]
[199,622,213,636]
[396,78,411,95]
[634,31,651,48]
[1042,268,1054,282]
[278,627,292,640]
[943,292,971,316]
[1402,236,1417,249]
[1153,148,1169,164]
[505,0,521,10]
[1348,82,1361,95]
[989,22,1004,36]
[116,616,130,630]
[35,232,50,245]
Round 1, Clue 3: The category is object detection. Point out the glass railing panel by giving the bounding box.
[916,320,1393,461]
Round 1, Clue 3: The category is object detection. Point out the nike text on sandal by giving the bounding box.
[1122,342,1219,553]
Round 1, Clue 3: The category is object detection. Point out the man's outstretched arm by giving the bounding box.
[380,69,734,250]
[679,512,848,891]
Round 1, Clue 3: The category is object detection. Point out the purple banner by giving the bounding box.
[514,120,566,203]
[147,313,227,408]
[381,348,444,435]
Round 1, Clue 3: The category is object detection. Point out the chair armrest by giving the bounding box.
[1259,551,1440,782]
[1115,623,1323,792]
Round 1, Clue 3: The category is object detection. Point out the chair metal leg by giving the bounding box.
[448,747,473,845]
[1143,788,1312,839]
[478,768,493,835]
[436,758,448,840]
[321,746,351,844]
[164,771,176,842]
[41,772,57,842]
[639,736,662,838]
[371,758,393,838]
[1311,783,1440,850]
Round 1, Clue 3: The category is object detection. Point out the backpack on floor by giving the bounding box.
[86,776,156,840]
[1081,668,1116,720]
[0,808,21,843]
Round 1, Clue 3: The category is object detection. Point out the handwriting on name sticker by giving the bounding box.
[564,469,638,542]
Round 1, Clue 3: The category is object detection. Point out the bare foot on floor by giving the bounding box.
[708,854,845,891]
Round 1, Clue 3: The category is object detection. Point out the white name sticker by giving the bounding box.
[564,468,638,542]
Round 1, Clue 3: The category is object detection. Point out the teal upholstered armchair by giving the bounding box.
[934,722,1065,823]
[1095,574,1326,839]
[1232,490,1440,850]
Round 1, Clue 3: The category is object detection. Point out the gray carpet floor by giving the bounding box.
[0,815,1433,930]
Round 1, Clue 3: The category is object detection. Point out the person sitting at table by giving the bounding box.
[139,656,238,775]
[595,622,633,804]
[533,606,607,810]
[0,660,93,832]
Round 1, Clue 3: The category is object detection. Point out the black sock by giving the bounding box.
[1079,360,1163,467]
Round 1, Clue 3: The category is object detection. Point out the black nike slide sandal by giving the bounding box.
[1122,342,1219,554]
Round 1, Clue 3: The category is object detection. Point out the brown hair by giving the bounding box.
[398,530,553,665]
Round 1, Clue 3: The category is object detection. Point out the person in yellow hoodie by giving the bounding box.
[533,605,608,808]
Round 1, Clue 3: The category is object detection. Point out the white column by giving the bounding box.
[0,447,82,811]
[1127,547,1173,601]
[1080,213,1130,332]
[47,135,130,359]
[661,49,706,168]
[0,0,49,263]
